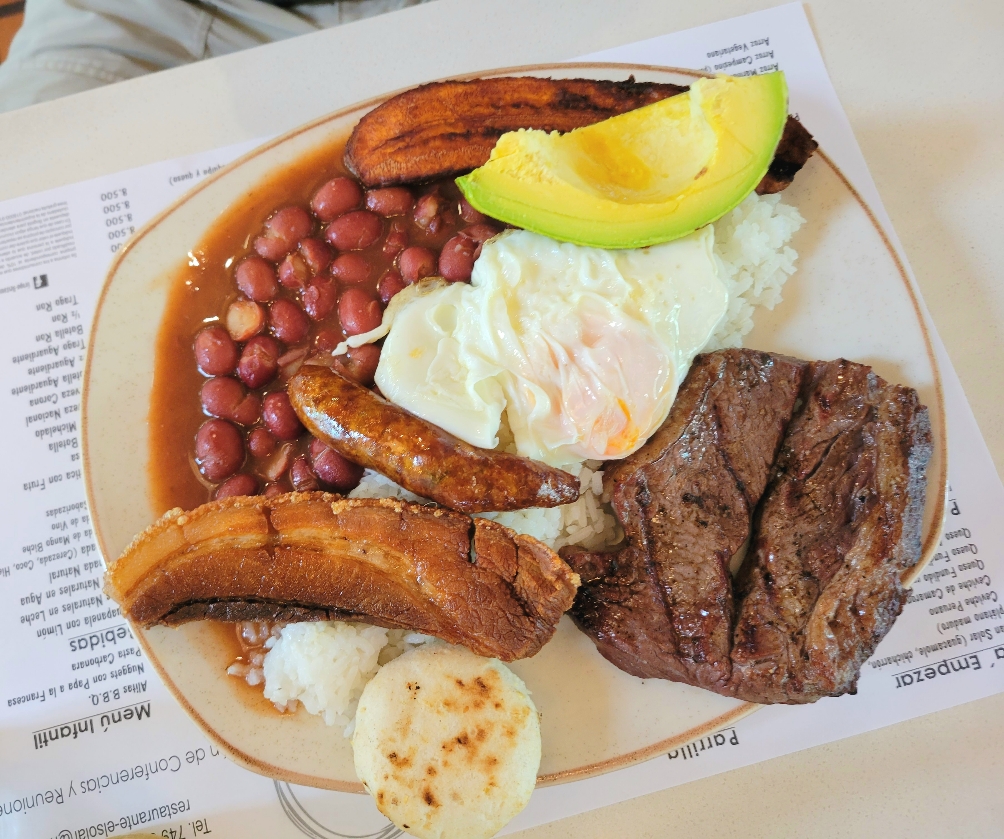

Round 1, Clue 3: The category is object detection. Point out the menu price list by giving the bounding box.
[5,288,137,720]
[3,143,260,699]
[1,140,273,838]
[868,485,1004,693]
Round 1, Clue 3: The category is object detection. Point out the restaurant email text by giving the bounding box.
[53,798,191,838]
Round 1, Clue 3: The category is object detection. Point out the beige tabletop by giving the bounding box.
[3,0,1003,835]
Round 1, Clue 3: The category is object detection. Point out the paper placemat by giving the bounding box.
[2,4,1002,837]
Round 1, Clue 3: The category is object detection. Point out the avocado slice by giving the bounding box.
[456,73,790,249]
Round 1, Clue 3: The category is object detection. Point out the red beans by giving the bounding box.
[200,377,261,426]
[262,391,303,441]
[195,419,244,481]
[299,238,332,275]
[398,246,437,283]
[272,206,313,240]
[248,427,276,459]
[303,277,338,321]
[237,335,281,389]
[330,252,372,285]
[365,187,413,217]
[309,438,363,491]
[263,442,295,482]
[277,346,308,381]
[189,174,491,507]
[236,257,279,302]
[463,223,500,262]
[216,473,258,499]
[226,299,265,341]
[413,193,444,232]
[278,252,311,291]
[233,395,261,428]
[314,329,342,353]
[263,482,285,498]
[270,299,309,344]
[438,234,477,282]
[201,376,238,416]
[338,289,383,336]
[290,456,319,491]
[382,219,409,258]
[253,235,288,263]
[437,225,499,281]
[460,223,500,246]
[378,270,407,303]
[311,177,362,222]
[194,326,239,376]
[459,196,488,224]
[254,206,313,262]
[333,344,381,386]
[326,211,382,251]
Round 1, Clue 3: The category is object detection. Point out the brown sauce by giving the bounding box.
[149,134,486,515]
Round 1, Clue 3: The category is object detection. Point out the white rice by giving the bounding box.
[247,191,804,729]
[707,192,805,350]
[256,623,432,734]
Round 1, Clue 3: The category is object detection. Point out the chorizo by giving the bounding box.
[287,364,580,513]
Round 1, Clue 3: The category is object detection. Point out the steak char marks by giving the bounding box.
[564,350,805,692]
[562,350,932,704]
[729,360,932,702]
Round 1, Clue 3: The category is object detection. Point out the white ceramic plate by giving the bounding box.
[83,63,947,792]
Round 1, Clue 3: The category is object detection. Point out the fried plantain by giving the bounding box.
[345,76,815,192]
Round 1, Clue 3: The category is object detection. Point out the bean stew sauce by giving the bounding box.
[150,137,501,514]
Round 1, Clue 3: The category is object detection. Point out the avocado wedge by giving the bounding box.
[456,72,790,249]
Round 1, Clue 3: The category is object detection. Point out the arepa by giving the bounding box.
[352,644,540,839]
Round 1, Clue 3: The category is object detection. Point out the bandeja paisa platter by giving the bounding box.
[83,63,946,798]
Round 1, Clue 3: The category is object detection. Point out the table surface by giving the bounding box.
[3,0,1003,835]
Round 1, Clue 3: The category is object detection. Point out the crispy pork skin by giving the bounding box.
[104,493,579,662]
[345,77,815,193]
[562,351,931,704]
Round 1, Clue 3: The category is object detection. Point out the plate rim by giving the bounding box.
[82,61,948,793]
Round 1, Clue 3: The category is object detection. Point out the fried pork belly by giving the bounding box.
[104,493,579,662]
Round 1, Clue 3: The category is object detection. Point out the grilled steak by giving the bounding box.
[562,351,932,704]
[729,360,932,702]
[104,493,579,662]
[345,76,816,194]
[564,350,806,692]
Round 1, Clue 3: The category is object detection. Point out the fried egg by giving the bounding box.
[343,228,727,468]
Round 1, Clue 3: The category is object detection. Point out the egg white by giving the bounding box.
[345,228,728,468]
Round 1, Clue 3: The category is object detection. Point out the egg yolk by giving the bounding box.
[344,228,728,469]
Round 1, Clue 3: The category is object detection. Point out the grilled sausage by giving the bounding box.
[287,364,580,513]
